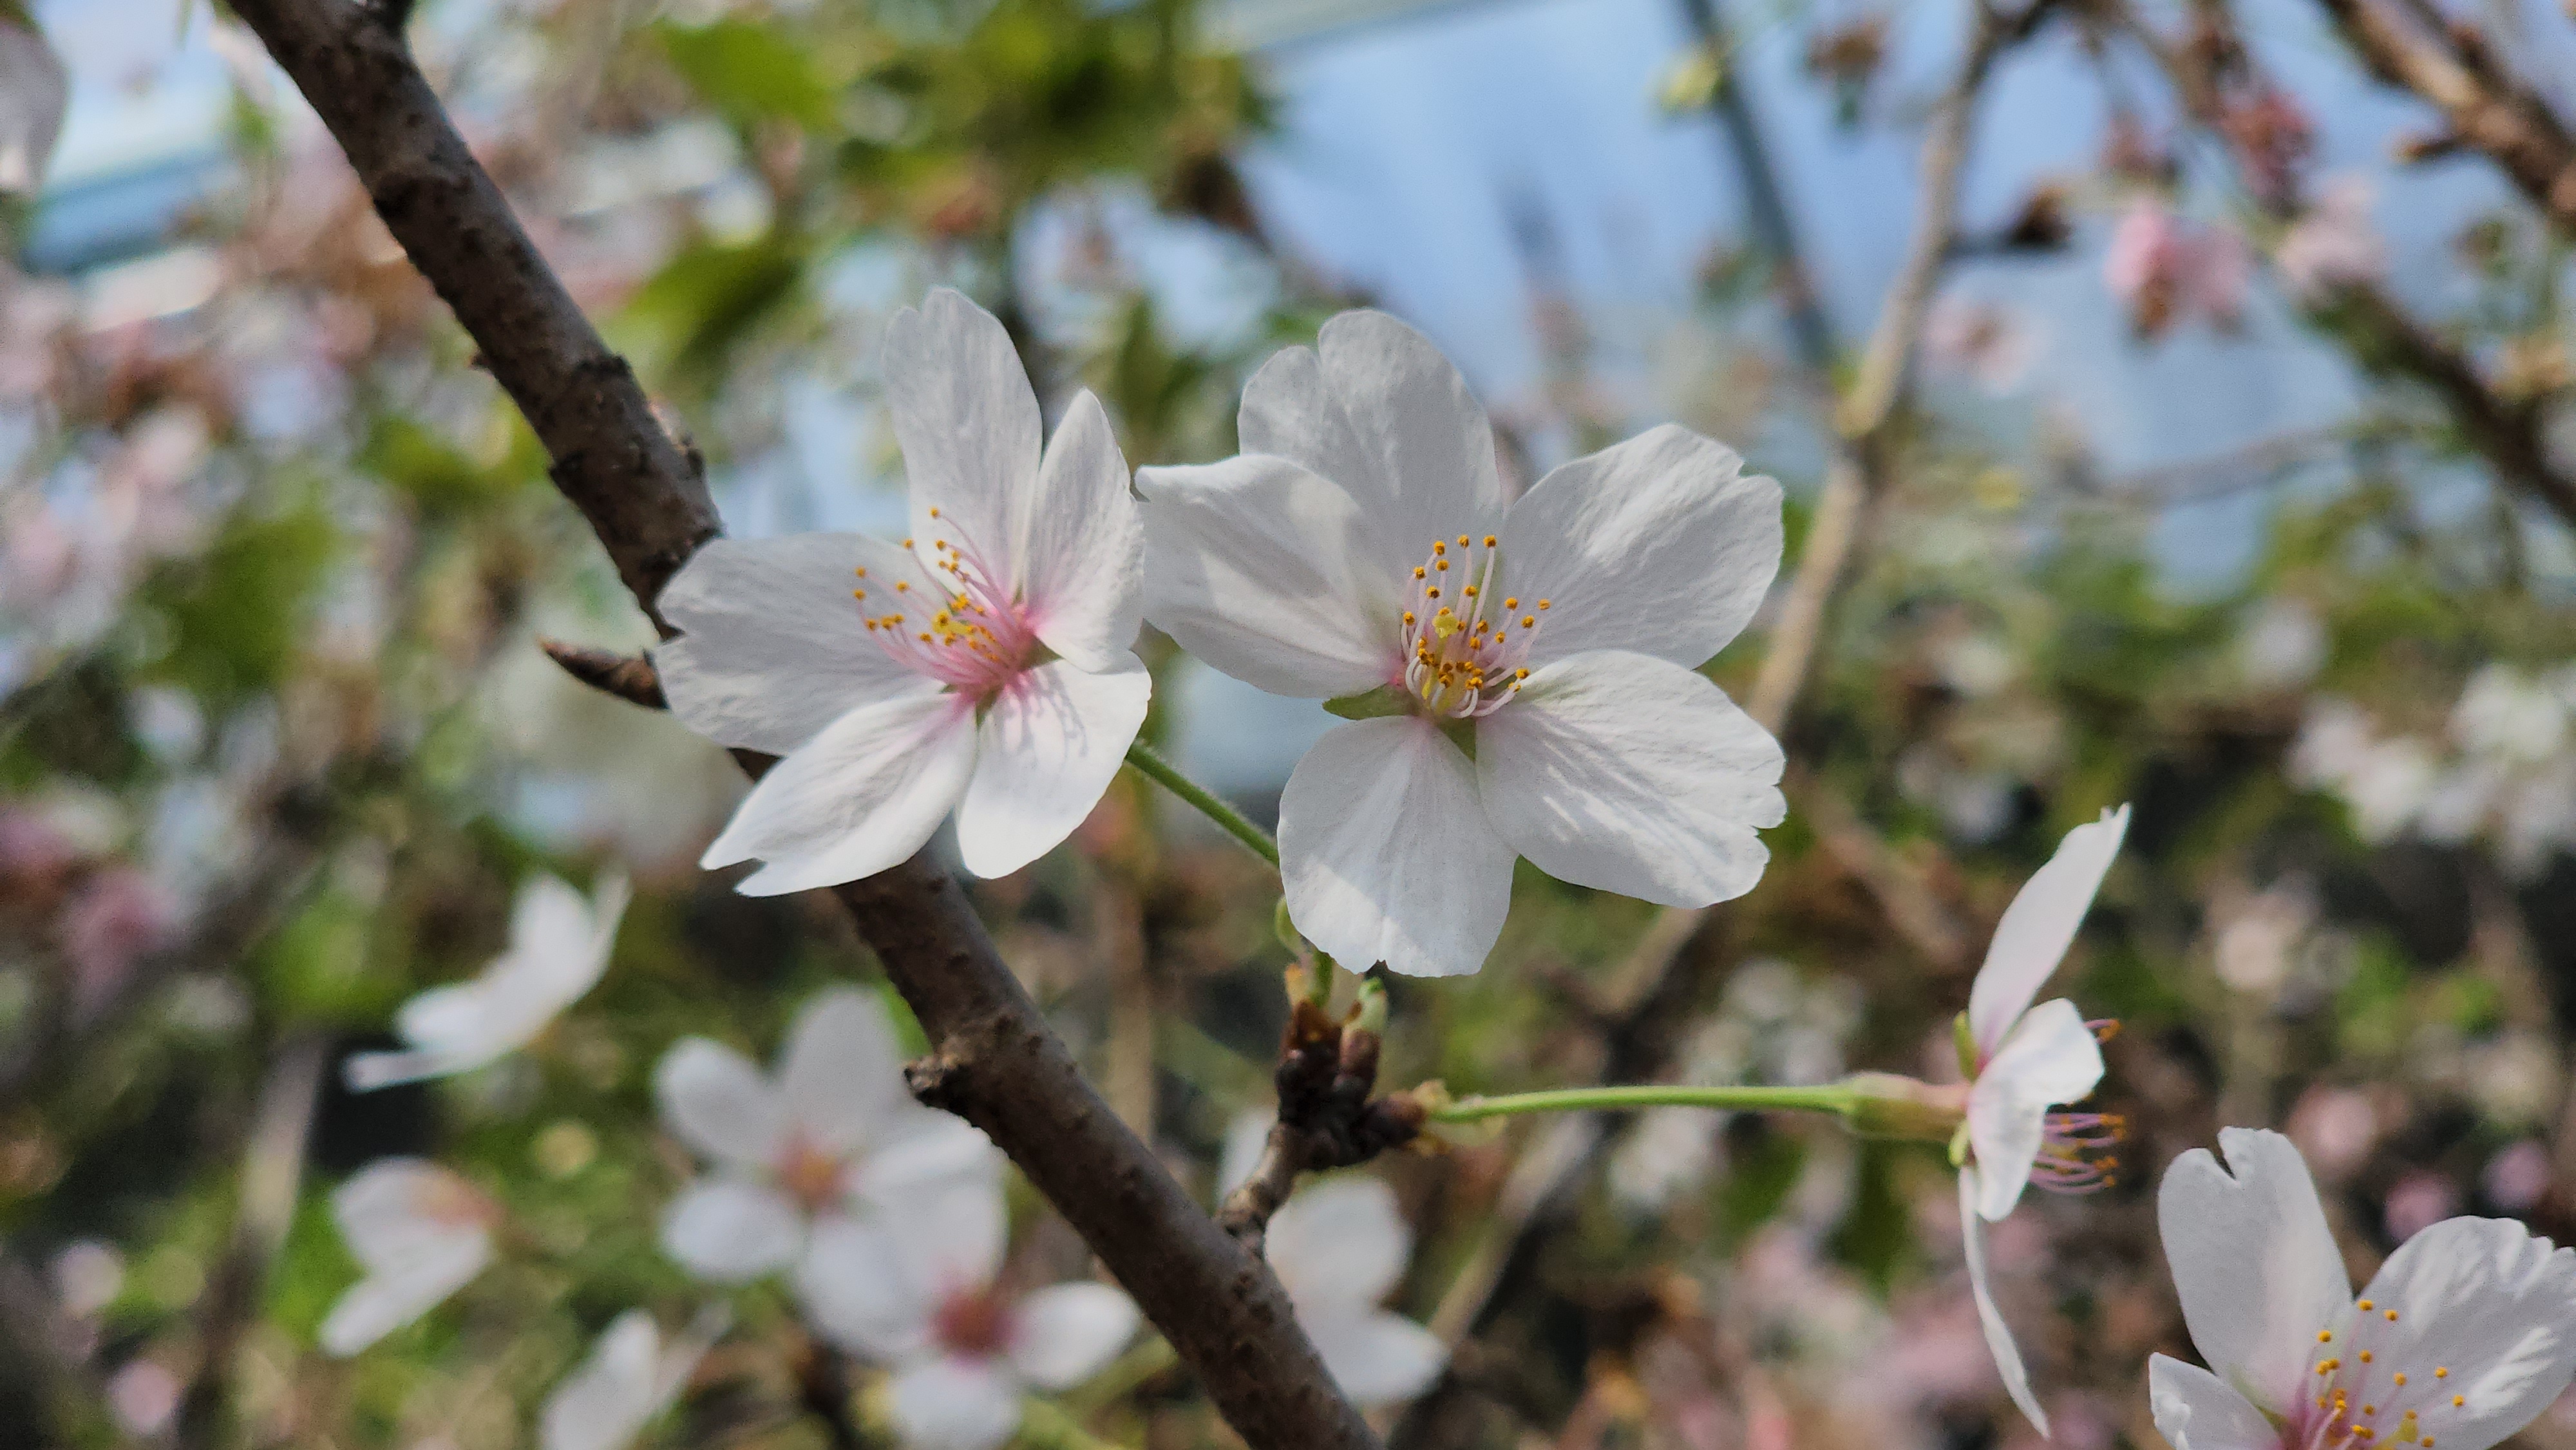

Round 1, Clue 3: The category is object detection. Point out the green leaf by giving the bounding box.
[656,17,838,133]
[614,236,808,384]
[360,414,516,517]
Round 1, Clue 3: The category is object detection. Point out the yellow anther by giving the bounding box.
[1515,668,1530,679]
[2452,1396,2464,1408]
[855,566,867,577]
[1414,567,1426,579]
[2321,1331,2336,1344]
[916,632,932,643]
[2320,1361,2338,1374]
[2434,1368,2448,1379]
[2386,1310,2400,1321]
[853,589,867,601]
[1436,560,1450,571]
[2364,1405,2376,1416]
[1426,587,1440,599]
[927,506,940,517]
[1433,540,1446,554]
[2360,1351,2374,1364]
[1403,612,1417,625]
[2359,1301,2374,1312]
[896,581,910,592]
[2394,1374,2407,1386]
[903,538,914,547]
[1503,596,1519,609]
[1482,534,1497,547]
[1521,616,1535,627]
[1537,599,1551,609]
[1457,534,1470,546]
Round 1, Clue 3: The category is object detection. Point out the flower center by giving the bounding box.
[772,1132,847,1213]
[932,1285,1013,1359]
[1397,534,1544,720]
[853,507,1037,699]
[2294,1300,2455,1449]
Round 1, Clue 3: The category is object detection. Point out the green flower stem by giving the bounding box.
[1124,740,1277,867]
[1427,1083,1861,1124]
[1018,1397,1122,1450]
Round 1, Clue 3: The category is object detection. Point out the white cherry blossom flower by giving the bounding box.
[658,288,1149,892]
[0,21,65,194]
[2149,1127,2576,1450]
[798,1170,1137,1450]
[656,988,999,1297]
[343,871,629,1091]
[540,1305,730,1450]
[318,1159,497,1356]
[1265,1176,1446,1408]
[1137,310,1785,977]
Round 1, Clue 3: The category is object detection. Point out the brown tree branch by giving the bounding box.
[224,3,1375,1445]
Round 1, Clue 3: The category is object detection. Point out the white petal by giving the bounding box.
[346,874,627,1091]
[701,690,979,896]
[1278,717,1513,977]
[318,1236,491,1357]
[656,533,934,755]
[886,289,1041,590]
[1264,1176,1411,1312]
[857,1118,1005,1213]
[1016,391,1142,672]
[2351,1215,2576,1450]
[953,657,1151,879]
[1966,805,2129,1059]
[658,1178,804,1284]
[0,23,66,194]
[1302,1308,1446,1408]
[777,988,909,1157]
[331,1160,488,1272]
[1965,999,2104,1221]
[1135,454,1393,698]
[1312,310,1508,571]
[1005,1283,1139,1389]
[1958,1168,2049,1435]
[540,1312,661,1450]
[1498,426,1781,670]
[860,1153,1010,1294]
[2147,1353,2278,1450]
[887,1356,1023,1450]
[1475,652,1784,907]
[1217,1108,1271,1202]
[1236,344,1378,525]
[2157,1127,2351,1415]
[654,1038,788,1170]
[797,1216,935,1361]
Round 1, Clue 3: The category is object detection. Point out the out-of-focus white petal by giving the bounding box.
[1311,310,1507,572]
[1965,999,2103,1221]
[869,1154,1010,1294]
[656,533,934,755]
[952,657,1151,879]
[886,1356,1023,1450]
[1217,1108,1271,1201]
[317,1165,492,1363]
[1278,717,1513,977]
[2147,1353,2278,1450]
[1498,426,1781,670]
[2351,1216,2576,1450]
[1474,652,1783,907]
[1016,390,1141,672]
[1302,1308,1446,1408]
[857,1119,1003,1218]
[1959,1168,2049,1435]
[1265,1176,1411,1312]
[1135,454,1392,699]
[776,989,907,1156]
[886,289,1041,588]
[658,1179,803,1284]
[2157,1127,2351,1415]
[1965,805,2129,1059]
[1005,1283,1138,1389]
[539,1311,662,1450]
[654,1037,788,1170]
[317,1240,491,1357]
[797,1216,934,1361]
[701,691,979,896]
[0,23,67,194]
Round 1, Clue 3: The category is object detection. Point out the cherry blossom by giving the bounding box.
[2105,201,2249,338]
[1137,309,1785,975]
[1264,1177,1446,1407]
[540,1306,730,1450]
[2150,1128,2576,1450]
[318,1159,497,1356]
[2277,177,2388,301]
[658,288,1148,892]
[653,988,1000,1295]
[343,870,629,1091]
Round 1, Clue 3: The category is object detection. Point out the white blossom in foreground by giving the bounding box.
[1265,1177,1446,1407]
[0,20,65,194]
[540,1306,730,1450]
[318,1159,497,1356]
[658,288,1148,892]
[656,988,999,1291]
[1138,310,1784,976]
[799,1173,1136,1450]
[343,871,629,1091]
[2150,1128,2576,1450]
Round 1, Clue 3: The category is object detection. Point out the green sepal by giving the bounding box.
[1324,685,1409,720]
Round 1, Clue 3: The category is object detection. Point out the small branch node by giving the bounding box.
[537,639,667,710]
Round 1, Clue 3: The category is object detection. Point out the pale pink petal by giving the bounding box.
[1475,652,1783,907]
[657,532,937,755]
[701,690,980,896]
[797,1216,933,1361]
[330,1160,488,1271]
[1136,454,1393,699]
[2350,1216,2576,1450]
[777,988,908,1156]
[952,657,1151,879]
[1278,717,1513,978]
[1015,390,1141,672]
[1312,310,1508,573]
[887,1356,1023,1450]
[1302,1308,1445,1408]
[1965,999,2103,1220]
[2146,1353,2278,1450]
[0,23,66,194]
[345,873,625,1091]
[1265,1176,1411,1312]
[539,1311,662,1450]
[886,289,1041,587]
[653,1038,788,1170]
[318,1236,491,1357]
[1005,1283,1139,1389]
[1965,805,2129,1059]
[1959,1167,2048,1435]
[659,1179,803,1284]
[1498,425,1781,670]
[2157,1127,2351,1416]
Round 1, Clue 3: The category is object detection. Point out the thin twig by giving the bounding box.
[538,639,667,710]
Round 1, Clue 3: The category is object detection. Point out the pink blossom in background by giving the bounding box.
[106,1361,182,1438]
[2483,1139,2552,1213]
[2103,200,2249,338]
[2217,89,2315,208]
[59,867,179,1021]
[2284,1085,2378,1182]
[2382,1167,2461,1241]
[2276,176,2387,300]
[1923,294,2045,395]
